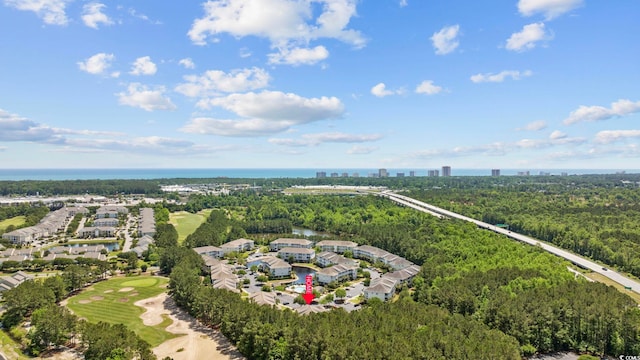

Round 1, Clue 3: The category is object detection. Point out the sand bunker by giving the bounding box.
[104,289,114,293]
[119,298,129,303]
[130,292,139,297]
[78,300,91,304]
[135,293,245,360]
[90,296,104,301]
[119,287,135,292]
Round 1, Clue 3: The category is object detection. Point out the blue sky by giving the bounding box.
[0,0,639,170]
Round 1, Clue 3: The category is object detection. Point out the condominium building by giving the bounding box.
[442,166,451,177]
[278,247,316,263]
[269,238,313,251]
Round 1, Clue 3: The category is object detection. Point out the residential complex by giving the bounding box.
[2,206,88,245]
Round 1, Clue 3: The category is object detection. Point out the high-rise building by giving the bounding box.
[409,171,416,177]
[491,169,500,176]
[378,168,388,177]
[442,166,451,177]
[330,172,339,178]
[397,172,405,177]
[316,171,326,178]
[341,172,349,177]
[428,170,439,177]
[352,172,360,178]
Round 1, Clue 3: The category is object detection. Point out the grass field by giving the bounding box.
[0,216,26,232]
[585,272,640,304]
[0,328,29,360]
[169,209,212,244]
[66,275,176,347]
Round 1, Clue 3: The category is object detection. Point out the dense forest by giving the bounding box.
[404,178,640,277]
[160,191,640,358]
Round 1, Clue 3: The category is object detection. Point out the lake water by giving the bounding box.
[292,227,331,238]
[291,266,316,285]
[69,242,119,251]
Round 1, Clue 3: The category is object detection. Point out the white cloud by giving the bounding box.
[594,130,640,144]
[77,53,116,76]
[518,0,583,20]
[411,135,585,159]
[371,83,401,98]
[268,45,329,66]
[399,0,408,7]
[0,108,217,156]
[203,90,344,122]
[116,83,176,111]
[430,25,460,55]
[0,108,57,142]
[175,67,270,98]
[549,130,567,139]
[564,99,640,125]
[347,145,378,154]
[179,58,195,69]
[519,120,547,131]
[128,8,161,25]
[415,80,443,95]
[188,0,366,51]
[0,108,121,144]
[4,0,71,25]
[506,23,551,52]
[183,90,344,136]
[82,2,113,29]
[268,132,382,147]
[130,56,157,76]
[470,70,532,83]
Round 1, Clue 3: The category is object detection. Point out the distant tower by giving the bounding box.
[330,172,339,178]
[378,168,388,177]
[491,169,500,177]
[316,171,326,178]
[409,171,416,177]
[428,170,439,177]
[442,166,451,177]
[397,172,405,177]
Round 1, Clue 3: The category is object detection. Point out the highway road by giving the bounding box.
[380,191,640,294]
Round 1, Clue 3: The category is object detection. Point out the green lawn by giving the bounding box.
[0,216,26,232]
[169,209,212,244]
[66,275,177,347]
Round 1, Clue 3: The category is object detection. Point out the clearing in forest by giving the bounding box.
[169,209,212,244]
[0,216,26,232]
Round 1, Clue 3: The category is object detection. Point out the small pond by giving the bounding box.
[291,265,316,285]
[68,242,119,252]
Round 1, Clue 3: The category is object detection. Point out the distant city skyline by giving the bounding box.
[1,1,639,169]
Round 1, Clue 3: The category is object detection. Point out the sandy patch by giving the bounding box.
[118,298,129,303]
[90,296,104,301]
[119,287,134,292]
[130,292,139,297]
[135,293,245,360]
[78,300,91,304]
[104,289,114,293]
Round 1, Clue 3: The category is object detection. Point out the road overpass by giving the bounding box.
[379,191,640,294]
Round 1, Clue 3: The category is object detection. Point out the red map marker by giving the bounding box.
[302,274,314,305]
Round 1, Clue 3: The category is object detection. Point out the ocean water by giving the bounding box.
[0,168,634,181]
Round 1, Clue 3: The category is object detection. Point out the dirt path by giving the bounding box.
[135,293,245,360]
